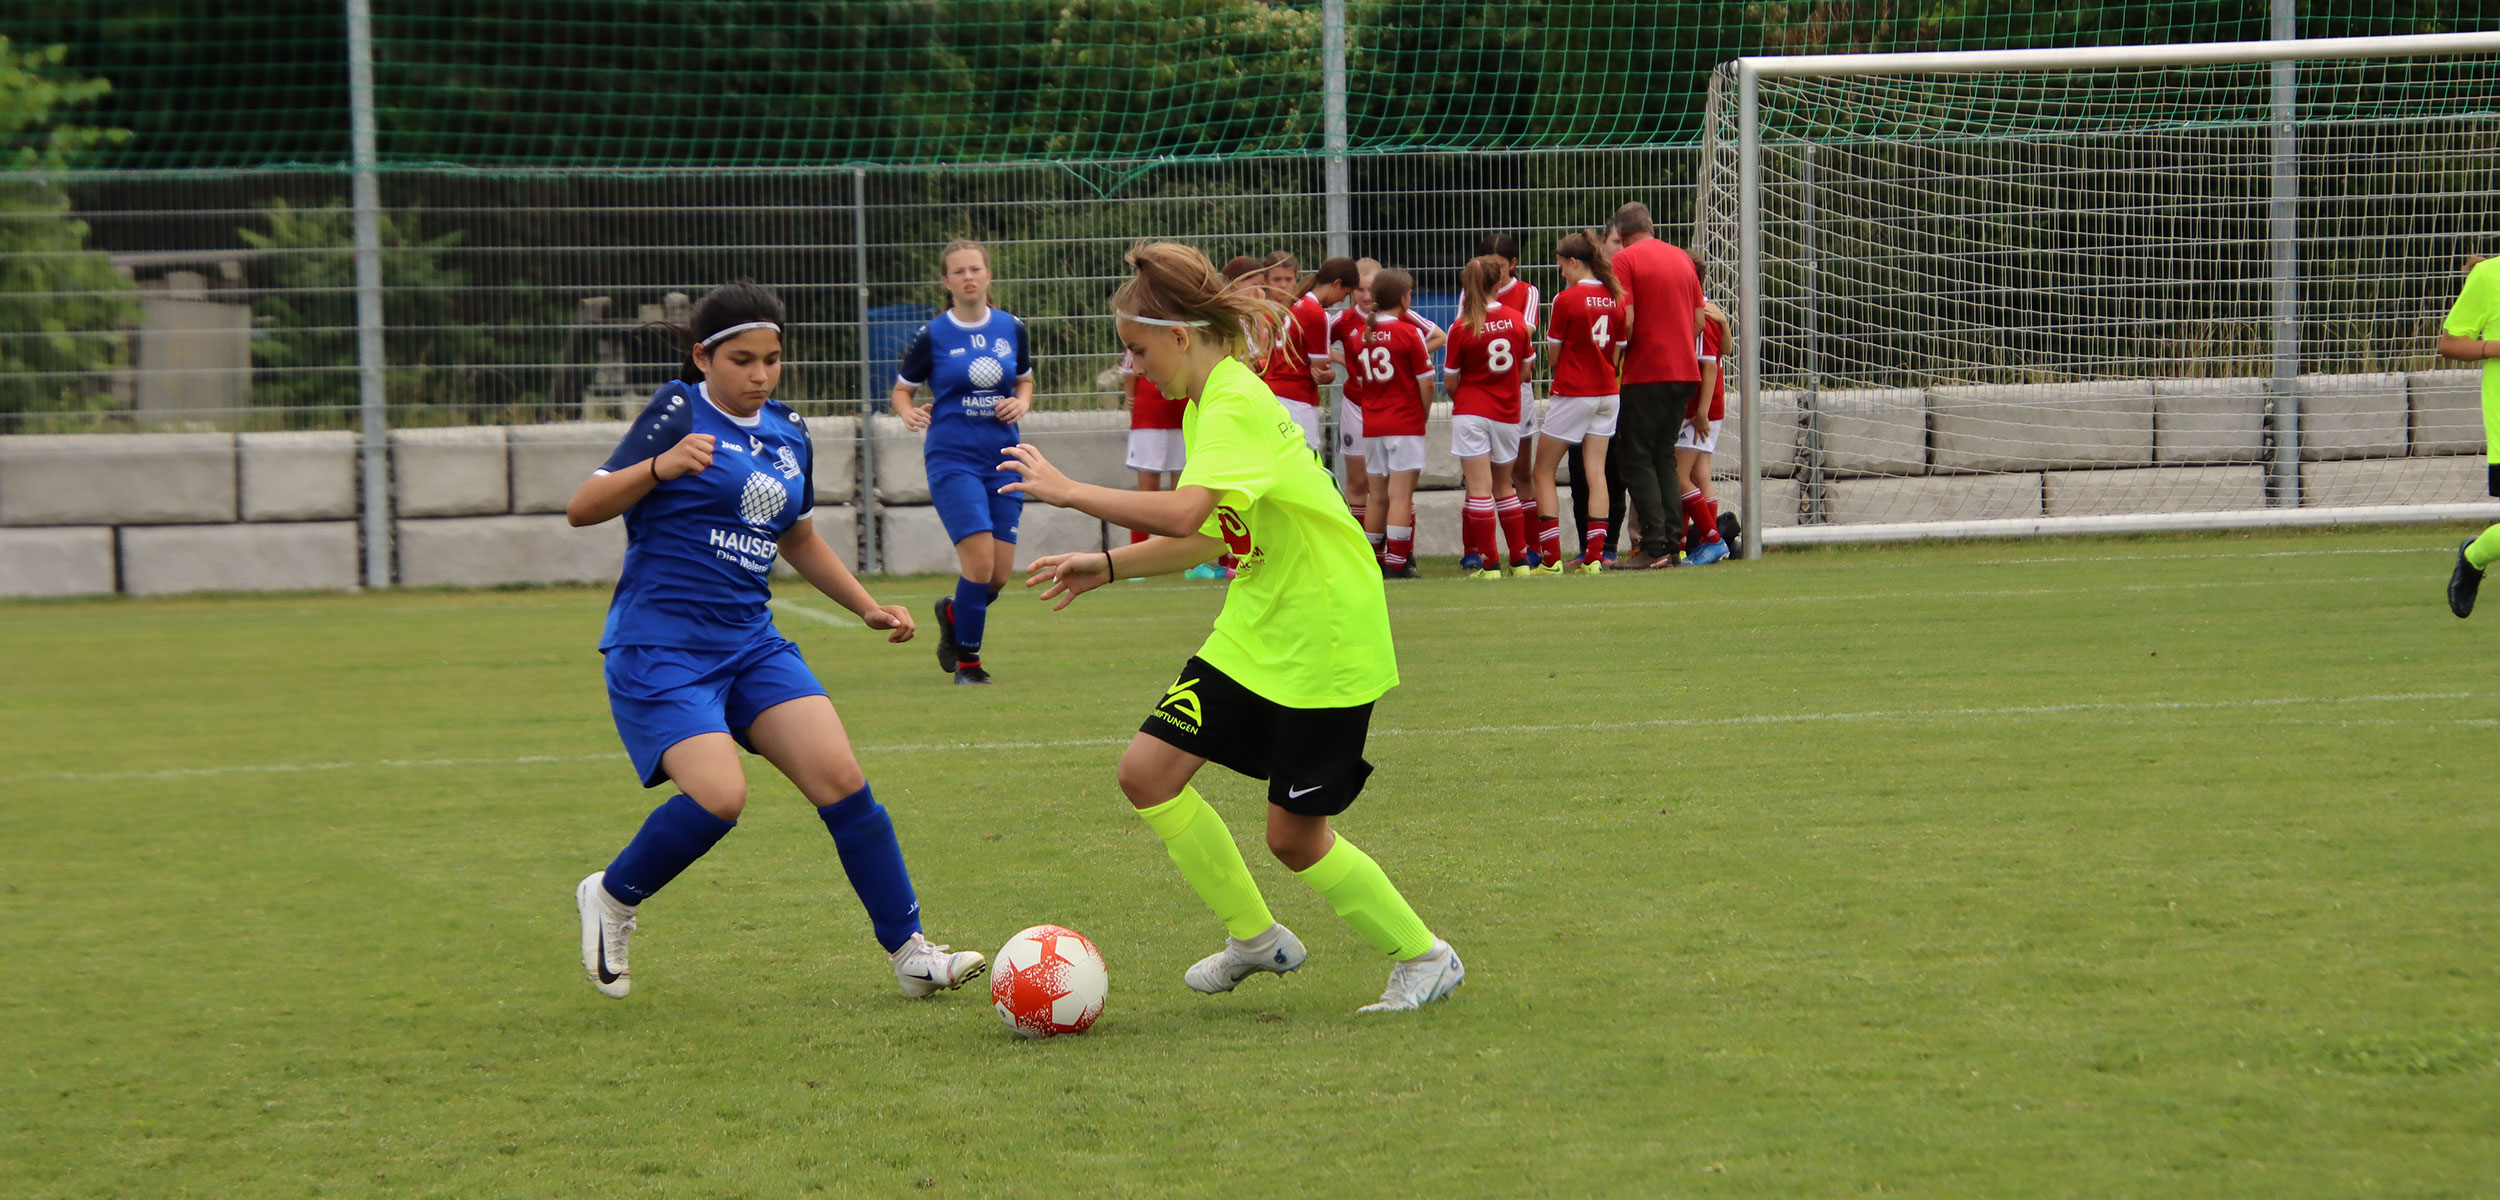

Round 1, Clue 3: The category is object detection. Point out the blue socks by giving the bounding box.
[952,576,990,661]
[603,793,736,906]
[817,784,922,953]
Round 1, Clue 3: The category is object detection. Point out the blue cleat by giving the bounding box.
[1687,539,1731,566]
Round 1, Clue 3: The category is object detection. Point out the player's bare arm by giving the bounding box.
[995,443,1218,537]
[994,376,1036,424]
[566,433,716,527]
[2437,334,2496,360]
[889,381,930,431]
[777,520,915,642]
[1025,532,1225,609]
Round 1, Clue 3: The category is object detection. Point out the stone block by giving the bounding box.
[1014,500,1108,561]
[120,521,358,596]
[1420,402,1461,491]
[2408,368,2485,457]
[868,415,929,504]
[1016,408,1134,490]
[2296,372,2407,462]
[2153,377,2269,465]
[0,527,115,597]
[1828,473,2042,525]
[807,416,862,507]
[1803,388,1926,478]
[1930,381,2154,472]
[2042,466,2268,517]
[1410,488,1464,559]
[397,514,624,587]
[238,431,359,522]
[1745,477,1801,529]
[0,433,236,526]
[506,422,629,514]
[1715,389,1801,479]
[874,506,959,576]
[392,426,509,517]
[2302,455,2490,508]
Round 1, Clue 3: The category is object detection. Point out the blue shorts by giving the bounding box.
[927,463,1023,546]
[604,635,827,788]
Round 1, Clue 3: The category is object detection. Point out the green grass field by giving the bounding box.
[4,526,2496,1198]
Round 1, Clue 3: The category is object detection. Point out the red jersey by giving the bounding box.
[1260,293,1330,404]
[1697,308,1726,421]
[1344,314,1432,437]
[1611,236,1703,385]
[1493,276,1540,332]
[1122,350,1184,430]
[1444,304,1528,422]
[1544,278,1622,398]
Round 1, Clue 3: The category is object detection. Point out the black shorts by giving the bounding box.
[1138,656,1375,816]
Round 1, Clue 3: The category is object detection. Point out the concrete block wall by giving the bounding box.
[0,372,2483,598]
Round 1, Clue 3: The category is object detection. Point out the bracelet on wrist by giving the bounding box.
[649,457,661,482]
[1103,551,1116,582]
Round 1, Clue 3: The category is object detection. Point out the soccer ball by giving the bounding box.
[990,924,1107,1039]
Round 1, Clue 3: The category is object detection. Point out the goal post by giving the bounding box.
[1697,32,2500,557]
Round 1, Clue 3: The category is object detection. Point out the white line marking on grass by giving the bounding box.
[11,691,2477,785]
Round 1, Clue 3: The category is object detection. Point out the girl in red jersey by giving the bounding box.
[1531,231,1624,573]
[1480,234,1543,558]
[1442,256,1534,578]
[1676,297,1734,565]
[1346,268,1435,578]
[1121,348,1188,558]
[1259,252,1355,458]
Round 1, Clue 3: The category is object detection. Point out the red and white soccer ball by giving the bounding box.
[990,924,1107,1039]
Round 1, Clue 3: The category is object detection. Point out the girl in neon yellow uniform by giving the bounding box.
[1002,242,1463,1013]
[2442,254,2500,618]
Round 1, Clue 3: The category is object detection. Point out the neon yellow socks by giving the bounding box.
[2468,524,2500,572]
[1135,787,1275,940]
[1296,834,1436,960]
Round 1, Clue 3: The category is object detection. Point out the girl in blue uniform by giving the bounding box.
[568,281,987,1001]
[889,239,1034,685]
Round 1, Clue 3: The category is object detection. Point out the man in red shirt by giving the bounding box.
[1604,201,1706,569]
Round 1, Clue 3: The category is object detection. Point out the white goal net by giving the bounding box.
[1694,34,2500,550]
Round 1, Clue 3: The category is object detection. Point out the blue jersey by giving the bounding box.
[896,306,1032,472]
[596,380,816,652]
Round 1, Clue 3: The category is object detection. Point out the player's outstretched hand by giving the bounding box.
[996,442,1074,506]
[1025,551,1109,611]
[994,393,1031,424]
[863,603,915,643]
[900,405,931,432]
[657,433,716,479]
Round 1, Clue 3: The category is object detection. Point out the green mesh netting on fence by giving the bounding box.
[3,1,2482,172]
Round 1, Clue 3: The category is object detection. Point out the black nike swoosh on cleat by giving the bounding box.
[597,940,621,985]
[904,966,937,980]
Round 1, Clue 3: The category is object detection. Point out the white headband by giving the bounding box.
[1115,311,1211,328]
[700,320,781,347]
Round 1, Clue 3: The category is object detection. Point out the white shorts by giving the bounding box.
[1126,428,1186,474]
[1516,382,1540,437]
[1337,396,1365,454]
[1541,394,1621,445]
[1363,434,1426,476]
[1448,414,1521,465]
[1280,398,1323,455]
[1677,417,1723,455]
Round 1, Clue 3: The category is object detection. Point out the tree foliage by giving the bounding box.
[0,38,135,417]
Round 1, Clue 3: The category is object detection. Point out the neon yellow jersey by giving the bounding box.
[1177,357,1399,708]
[2441,257,2500,463]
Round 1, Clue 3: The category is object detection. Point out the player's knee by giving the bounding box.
[686,779,748,821]
[1115,756,1175,809]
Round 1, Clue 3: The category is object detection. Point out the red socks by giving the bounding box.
[1462,497,1497,562]
[1494,494,1529,565]
[1385,525,1414,568]
[1682,489,1722,545]
[1584,519,1610,560]
[1535,513,1562,564]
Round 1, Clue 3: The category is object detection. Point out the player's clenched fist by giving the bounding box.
[656,433,716,480]
[862,603,916,643]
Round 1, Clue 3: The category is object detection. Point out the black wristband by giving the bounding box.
[649,457,660,482]
[1103,551,1116,582]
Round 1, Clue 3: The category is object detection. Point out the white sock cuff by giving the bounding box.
[1387,525,1412,540]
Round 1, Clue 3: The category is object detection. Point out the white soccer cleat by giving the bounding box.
[1357,939,1464,1013]
[1184,923,1309,994]
[891,932,987,998]
[576,871,636,999]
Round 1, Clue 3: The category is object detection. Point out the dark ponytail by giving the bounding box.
[665,281,787,384]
